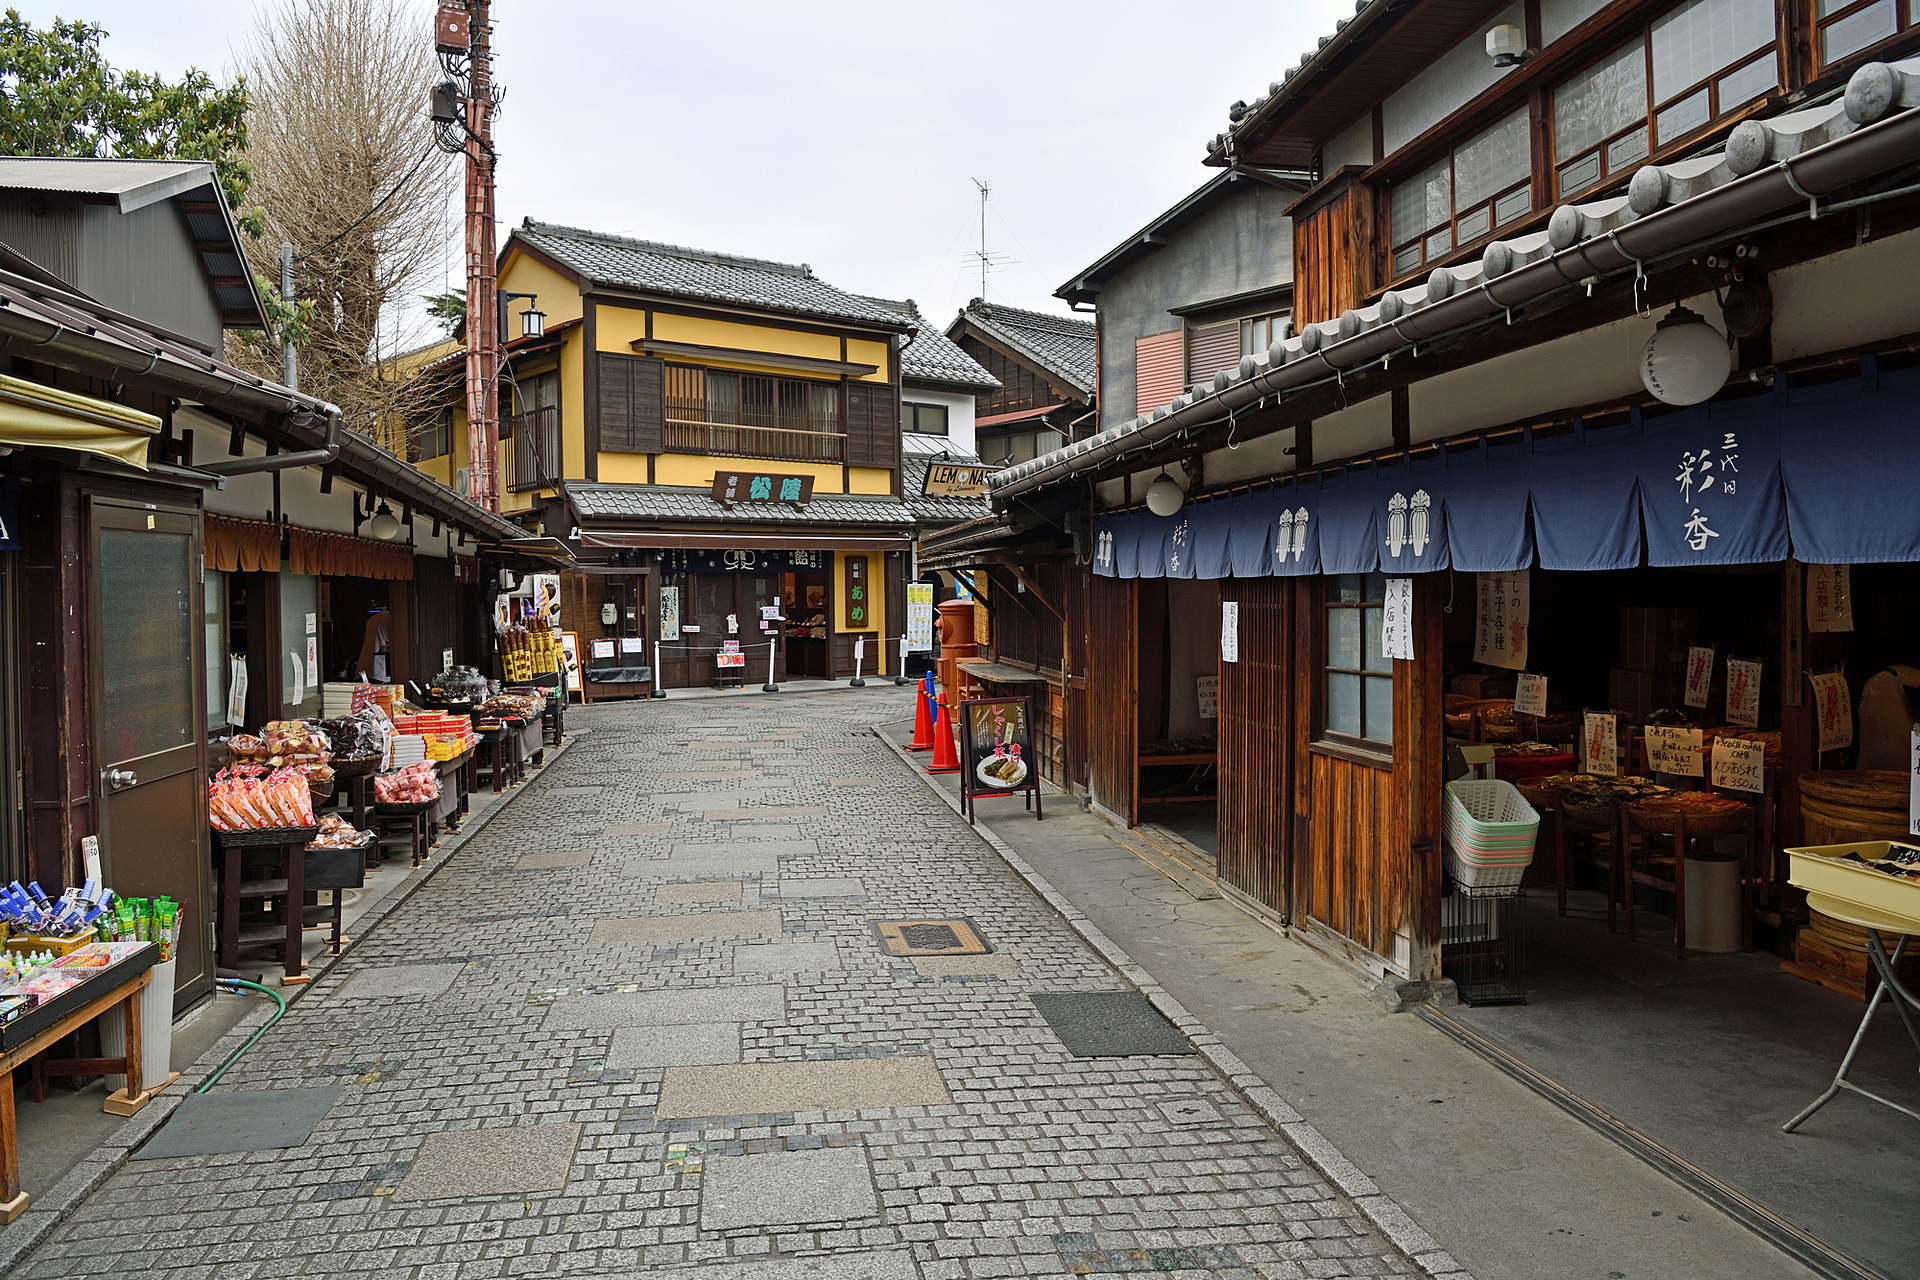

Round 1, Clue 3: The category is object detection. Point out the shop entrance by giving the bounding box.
[88,500,211,1010]
[323,576,392,684]
[783,571,829,678]
[659,571,784,689]
[1133,578,1220,861]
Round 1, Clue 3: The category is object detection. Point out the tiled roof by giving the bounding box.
[952,299,1097,396]
[901,447,995,526]
[567,482,917,528]
[513,221,909,330]
[856,297,1000,390]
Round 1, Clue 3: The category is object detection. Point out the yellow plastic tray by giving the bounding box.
[1786,841,1920,935]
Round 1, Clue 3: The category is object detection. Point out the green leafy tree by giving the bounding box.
[423,289,466,337]
[0,10,311,342]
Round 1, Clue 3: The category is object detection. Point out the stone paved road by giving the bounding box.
[20,690,1424,1280]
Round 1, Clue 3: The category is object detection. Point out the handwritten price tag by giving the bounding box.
[1645,725,1704,777]
[1725,658,1761,728]
[1584,712,1618,777]
[1513,673,1547,718]
[1683,645,1715,709]
[1711,737,1766,794]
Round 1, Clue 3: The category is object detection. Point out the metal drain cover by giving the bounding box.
[872,918,992,957]
[1029,992,1194,1057]
[135,1085,342,1158]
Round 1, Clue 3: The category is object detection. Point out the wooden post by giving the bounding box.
[1397,573,1447,981]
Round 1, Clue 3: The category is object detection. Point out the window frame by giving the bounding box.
[1238,311,1292,359]
[1316,572,1395,759]
[1388,106,1535,280]
[903,401,950,436]
[1812,0,1913,69]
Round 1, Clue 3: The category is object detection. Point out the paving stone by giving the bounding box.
[672,839,820,860]
[634,845,783,878]
[653,880,744,904]
[637,1250,919,1280]
[908,954,1022,977]
[661,769,765,780]
[770,877,867,899]
[1030,991,1196,1057]
[514,848,595,869]
[540,984,785,1030]
[704,806,829,819]
[604,822,673,836]
[589,909,782,944]
[699,1146,880,1230]
[133,1086,341,1159]
[546,787,603,797]
[656,1057,950,1117]
[733,940,843,973]
[606,1022,741,1068]
[1158,1098,1226,1127]
[333,962,465,999]
[392,1123,582,1201]
[828,777,886,786]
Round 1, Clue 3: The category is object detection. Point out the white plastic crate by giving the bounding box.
[1445,779,1539,873]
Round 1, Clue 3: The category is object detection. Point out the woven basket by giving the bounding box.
[332,755,380,778]
[215,824,319,848]
[1800,770,1907,811]
[1626,796,1750,838]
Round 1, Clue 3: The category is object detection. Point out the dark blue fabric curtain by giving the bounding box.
[1440,439,1534,573]
[1371,452,1453,573]
[1528,418,1645,571]
[1314,466,1383,575]
[1636,398,1789,566]
[1782,366,1920,564]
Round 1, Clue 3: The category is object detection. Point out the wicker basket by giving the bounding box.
[1800,770,1907,811]
[1626,795,1749,838]
[374,798,437,816]
[332,755,380,778]
[215,824,319,848]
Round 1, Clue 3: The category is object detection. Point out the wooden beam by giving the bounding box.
[990,557,1063,620]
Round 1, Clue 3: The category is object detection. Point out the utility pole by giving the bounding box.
[463,0,499,513]
[280,242,297,391]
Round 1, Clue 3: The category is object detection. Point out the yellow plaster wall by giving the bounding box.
[835,549,887,675]
[647,454,846,492]
[500,251,584,326]
[648,313,841,362]
[847,466,892,495]
[847,338,892,382]
[559,329,585,481]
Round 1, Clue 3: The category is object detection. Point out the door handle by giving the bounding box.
[106,768,139,790]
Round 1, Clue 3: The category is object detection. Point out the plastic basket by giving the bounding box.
[1445,780,1539,870]
[1447,847,1531,890]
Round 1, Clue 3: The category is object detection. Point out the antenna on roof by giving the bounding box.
[969,178,1011,300]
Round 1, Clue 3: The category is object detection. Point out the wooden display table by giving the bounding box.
[215,827,314,983]
[1137,751,1219,807]
[1,944,159,1222]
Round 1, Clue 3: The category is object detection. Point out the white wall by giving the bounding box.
[1381,2,1522,155]
[1769,225,1920,362]
[1540,0,1609,46]
[903,386,977,458]
[1323,112,1377,171]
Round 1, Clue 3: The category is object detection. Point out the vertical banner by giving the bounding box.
[1583,711,1618,776]
[1725,658,1762,728]
[1220,601,1240,664]
[226,656,248,726]
[1474,570,1530,670]
[1382,578,1415,661]
[844,555,869,630]
[1513,673,1548,718]
[659,586,681,641]
[1808,671,1853,752]
[1712,737,1767,794]
[906,582,935,652]
[1806,564,1854,632]
[530,573,561,628]
[1682,645,1714,708]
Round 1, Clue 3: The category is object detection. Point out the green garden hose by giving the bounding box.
[194,977,287,1093]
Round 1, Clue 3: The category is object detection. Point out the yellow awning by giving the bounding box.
[0,374,158,470]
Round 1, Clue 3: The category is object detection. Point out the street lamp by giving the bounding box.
[369,500,401,541]
[499,291,543,341]
[1145,470,1186,517]
[1640,305,1730,406]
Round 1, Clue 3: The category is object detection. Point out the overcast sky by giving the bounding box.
[20,0,1349,326]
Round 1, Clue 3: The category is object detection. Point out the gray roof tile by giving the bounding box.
[514,221,908,329]
[567,482,916,528]
[953,299,1097,395]
[857,297,1000,390]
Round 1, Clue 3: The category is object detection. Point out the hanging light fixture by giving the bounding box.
[1640,305,1730,406]
[1144,469,1186,518]
[520,301,546,339]
[369,499,401,541]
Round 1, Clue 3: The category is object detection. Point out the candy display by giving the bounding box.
[207,765,317,831]
[2,878,116,944]
[0,940,153,1009]
[428,665,491,704]
[479,692,545,722]
[318,706,392,763]
[373,761,441,805]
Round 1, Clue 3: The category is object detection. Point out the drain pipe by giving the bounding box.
[195,977,288,1093]
[200,411,343,477]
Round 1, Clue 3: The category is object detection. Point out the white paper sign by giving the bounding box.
[1712,737,1767,794]
[1725,658,1762,727]
[1196,675,1218,720]
[1382,578,1415,661]
[906,583,935,652]
[659,587,681,641]
[1513,673,1547,718]
[288,649,305,707]
[1474,571,1530,670]
[1645,725,1705,776]
[1910,731,1920,836]
[1809,671,1853,752]
[1807,564,1854,632]
[619,637,643,654]
[1683,645,1715,708]
[726,614,738,635]
[761,605,781,620]
[1220,601,1240,664]
[81,835,102,885]
[226,656,248,726]
[1583,711,1618,776]
[591,638,616,660]
[442,647,454,671]
[305,612,317,635]
[681,624,700,633]
[305,636,319,688]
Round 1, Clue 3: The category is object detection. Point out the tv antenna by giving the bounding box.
[969,178,1011,298]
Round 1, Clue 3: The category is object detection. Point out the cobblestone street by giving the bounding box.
[16,689,1437,1280]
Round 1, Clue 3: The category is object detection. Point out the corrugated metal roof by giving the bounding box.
[566,482,917,527]
[0,157,218,212]
[857,296,1001,390]
[952,300,1098,396]
[513,221,909,330]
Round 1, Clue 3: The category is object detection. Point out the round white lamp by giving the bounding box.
[1640,305,1730,406]
[1144,471,1186,517]
[369,500,401,540]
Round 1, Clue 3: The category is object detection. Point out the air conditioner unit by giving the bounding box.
[454,467,471,496]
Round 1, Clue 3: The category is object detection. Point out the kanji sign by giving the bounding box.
[1683,645,1715,708]
[1584,712,1618,776]
[1220,601,1239,664]
[1809,671,1852,752]
[958,696,1042,823]
[1726,658,1761,728]
[1645,725,1704,777]
[907,582,935,651]
[843,555,869,630]
[1712,737,1767,794]
[1807,563,1854,632]
[710,471,815,504]
[1382,578,1415,661]
[1513,673,1548,718]
[1474,571,1530,670]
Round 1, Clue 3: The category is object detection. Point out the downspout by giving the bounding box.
[199,411,344,476]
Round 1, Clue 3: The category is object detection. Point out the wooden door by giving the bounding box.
[1086,574,1136,824]
[1063,566,1089,794]
[88,499,211,1009]
[1217,578,1293,915]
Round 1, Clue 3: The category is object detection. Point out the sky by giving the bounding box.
[19,0,1352,327]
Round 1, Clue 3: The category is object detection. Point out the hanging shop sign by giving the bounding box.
[1645,725,1705,777]
[1220,601,1239,663]
[1911,731,1920,836]
[1382,578,1415,661]
[1806,563,1854,632]
[844,555,869,630]
[710,471,815,504]
[1683,645,1715,709]
[1726,658,1762,728]
[1712,737,1767,794]
[958,695,1042,823]
[921,462,997,497]
[659,586,681,641]
[1513,673,1548,718]
[659,548,832,575]
[1195,675,1218,721]
[1809,671,1853,752]
[1474,571,1530,670]
[906,582,935,651]
[1583,712,1618,776]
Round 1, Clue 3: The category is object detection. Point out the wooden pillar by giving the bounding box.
[1396,573,1447,981]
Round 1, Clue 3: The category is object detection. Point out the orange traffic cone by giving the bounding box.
[907,675,935,751]
[925,693,961,774]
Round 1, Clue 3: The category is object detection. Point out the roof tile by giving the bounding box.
[953,299,1097,395]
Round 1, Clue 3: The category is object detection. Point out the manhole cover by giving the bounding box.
[1029,992,1194,1057]
[872,918,992,957]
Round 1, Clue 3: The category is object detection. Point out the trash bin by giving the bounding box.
[1683,856,1742,954]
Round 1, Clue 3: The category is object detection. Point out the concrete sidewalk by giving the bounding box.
[873,713,1822,1280]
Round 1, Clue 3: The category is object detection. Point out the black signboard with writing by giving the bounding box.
[957,695,1043,824]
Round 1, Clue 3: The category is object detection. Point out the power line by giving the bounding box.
[294,142,440,269]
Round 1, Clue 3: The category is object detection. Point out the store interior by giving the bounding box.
[782,571,829,678]
[1135,579,1221,851]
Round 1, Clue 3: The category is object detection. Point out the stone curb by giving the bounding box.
[0,734,578,1273]
[871,725,1475,1280]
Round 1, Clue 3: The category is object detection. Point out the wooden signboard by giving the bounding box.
[921,462,997,497]
[711,471,815,504]
[958,695,1043,824]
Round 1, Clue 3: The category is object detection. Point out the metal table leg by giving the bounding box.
[1783,931,1920,1131]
